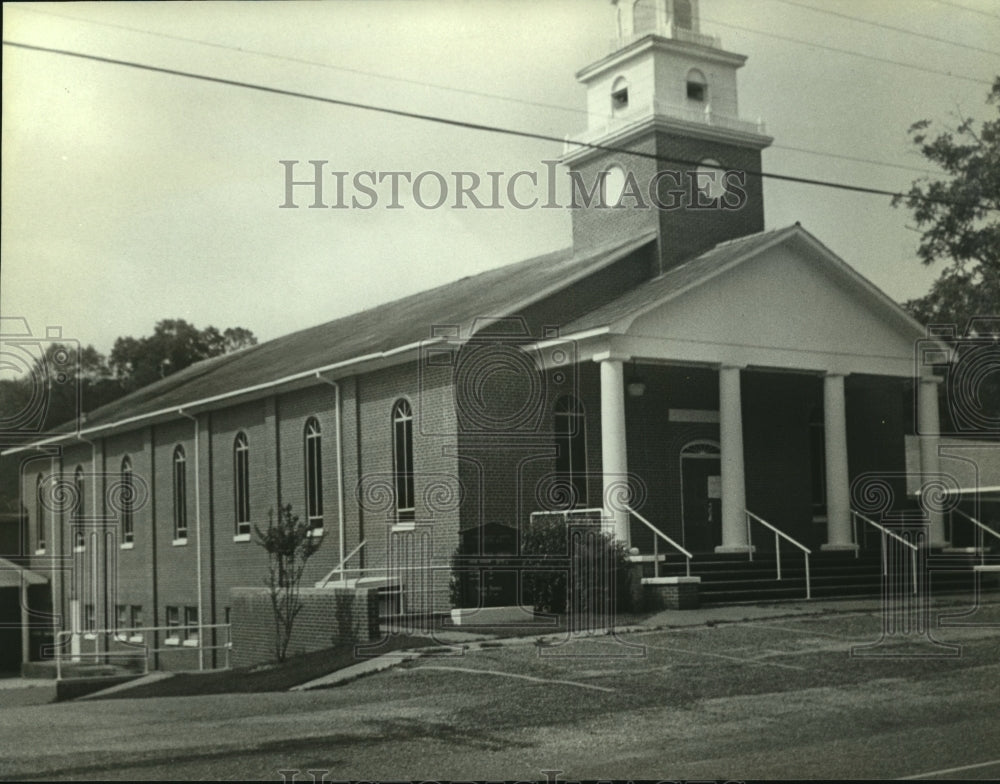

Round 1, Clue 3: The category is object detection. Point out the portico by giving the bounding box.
[552,224,950,556]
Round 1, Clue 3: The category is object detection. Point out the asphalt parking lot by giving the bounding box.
[1,598,998,780]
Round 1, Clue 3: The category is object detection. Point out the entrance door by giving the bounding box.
[681,442,722,552]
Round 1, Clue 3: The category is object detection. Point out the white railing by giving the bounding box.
[625,505,693,578]
[316,539,367,587]
[951,509,1000,566]
[745,510,812,599]
[611,24,721,51]
[565,101,766,154]
[54,623,231,680]
[851,510,918,594]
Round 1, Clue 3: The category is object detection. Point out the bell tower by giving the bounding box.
[562,0,772,271]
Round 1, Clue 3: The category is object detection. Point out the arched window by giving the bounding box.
[611,76,629,114]
[674,0,693,30]
[555,396,588,507]
[304,418,323,531]
[686,68,707,102]
[234,432,251,536]
[35,473,45,552]
[121,457,134,544]
[73,466,85,549]
[173,446,188,541]
[633,0,657,35]
[392,400,415,522]
[809,407,827,517]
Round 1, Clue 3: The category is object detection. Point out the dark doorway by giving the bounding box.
[681,442,722,552]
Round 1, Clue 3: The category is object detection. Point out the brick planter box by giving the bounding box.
[229,586,379,667]
[641,576,701,610]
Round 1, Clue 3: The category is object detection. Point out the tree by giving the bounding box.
[892,76,1000,332]
[893,77,1000,435]
[109,319,257,392]
[254,503,321,662]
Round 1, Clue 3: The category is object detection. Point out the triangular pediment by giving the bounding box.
[588,226,930,376]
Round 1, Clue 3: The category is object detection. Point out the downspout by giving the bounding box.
[315,373,346,575]
[75,434,99,654]
[177,409,204,671]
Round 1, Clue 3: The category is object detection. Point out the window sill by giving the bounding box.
[307,527,324,538]
[129,634,144,643]
[73,546,85,553]
[34,548,46,556]
[83,633,97,641]
[233,533,251,543]
[182,638,199,648]
[812,515,828,523]
[164,637,180,646]
[172,538,188,547]
[120,542,134,550]
[392,521,416,533]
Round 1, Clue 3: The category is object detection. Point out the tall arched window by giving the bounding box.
[234,432,250,536]
[809,407,827,517]
[633,0,657,34]
[121,457,134,544]
[73,466,85,549]
[392,400,415,522]
[35,473,45,552]
[304,418,323,531]
[674,0,693,30]
[173,446,188,541]
[555,395,588,507]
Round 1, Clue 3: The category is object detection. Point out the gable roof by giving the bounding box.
[17,229,657,446]
[560,223,928,340]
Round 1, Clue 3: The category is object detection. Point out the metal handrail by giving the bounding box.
[952,509,1000,566]
[529,507,607,520]
[851,510,918,594]
[317,539,367,587]
[744,510,812,599]
[54,623,231,679]
[626,505,693,578]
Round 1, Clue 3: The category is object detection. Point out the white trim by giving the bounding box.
[164,637,180,646]
[233,533,251,543]
[34,548,45,556]
[73,545,85,553]
[172,538,188,547]
[182,638,199,647]
[120,542,134,550]
[307,527,324,538]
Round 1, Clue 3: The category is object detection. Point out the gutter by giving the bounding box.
[314,373,346,576]
[177,409,205,672]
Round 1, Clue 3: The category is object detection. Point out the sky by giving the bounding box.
[2,0,998,361]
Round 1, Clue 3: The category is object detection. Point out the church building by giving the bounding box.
[10,0,984,672]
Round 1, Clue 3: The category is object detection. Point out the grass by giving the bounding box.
[98,633,434,700]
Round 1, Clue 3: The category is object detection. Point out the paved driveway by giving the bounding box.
[1,602,998,780]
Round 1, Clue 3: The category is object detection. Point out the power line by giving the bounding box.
[3,4,943,177]
[927,0,1000,21]
[770,0,1000,56]
[700,14,995,86]
[6,39,991,213]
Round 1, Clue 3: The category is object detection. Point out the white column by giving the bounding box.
[918,376,948,547]
[821,373,856,551]
[717,364,750,553]
[599,357,630,547]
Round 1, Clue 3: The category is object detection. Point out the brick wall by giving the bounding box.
[569,129,765,271]
[229,586,378,667]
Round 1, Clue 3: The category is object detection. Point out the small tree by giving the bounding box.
[254,503,321,662]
